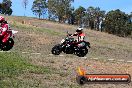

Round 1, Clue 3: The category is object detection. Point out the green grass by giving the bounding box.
[10,21,62,36]
[0,52,52,88]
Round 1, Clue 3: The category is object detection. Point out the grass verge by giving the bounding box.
[0,52,52,88]
[10,21,62,36]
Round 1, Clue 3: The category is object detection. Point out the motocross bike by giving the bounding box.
[51,32,90,57]
[0,29,18,51]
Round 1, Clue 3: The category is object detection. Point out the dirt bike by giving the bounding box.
[51,31,90,57]
[0,29,18,51]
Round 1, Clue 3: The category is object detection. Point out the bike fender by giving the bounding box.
[85,42,91,48]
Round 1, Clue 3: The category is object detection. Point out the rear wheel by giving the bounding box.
[1,38,14,51]
[76,47,88,57]
[51,44,62,55]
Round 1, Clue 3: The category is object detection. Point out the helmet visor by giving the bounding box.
[76,30,82,32]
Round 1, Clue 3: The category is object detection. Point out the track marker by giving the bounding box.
[49,54,53,56]
[118,59,125,62]
[31,53,41,55]
[126,61,132,63]
[59,54,64,56]
[2,50,131,64]
[22,52,29,54]
[93,58,99,60]
[108,59,115,61]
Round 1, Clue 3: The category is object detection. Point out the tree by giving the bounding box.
[94,7,105,31]
[22,0,28,16]
[85,6,95,29]
[67,7,75,25]
[127,12,132,38]
[129,12,132,23]
[48,0,74,23]
[0,0,12,15]
[84,6,105,30]
[31,0,47,19]
[74,6,86,26]
[103,9,130,37]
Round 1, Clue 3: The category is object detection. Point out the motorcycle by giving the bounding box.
[51,31,90,57]
[0,29,18,51]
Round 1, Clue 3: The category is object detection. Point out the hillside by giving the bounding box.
[0,15,132,88]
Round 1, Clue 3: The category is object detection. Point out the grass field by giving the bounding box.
[0,15,131,88]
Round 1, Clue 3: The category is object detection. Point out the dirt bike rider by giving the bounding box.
[72,27,86,46]
[0,16,10,43]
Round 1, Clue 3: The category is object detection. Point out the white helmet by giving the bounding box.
[76,27,83,32]
[0,16,5,23]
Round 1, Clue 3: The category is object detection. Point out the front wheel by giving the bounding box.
[76,47,88,57]
[1,38,14,51]
[51,44,62,55]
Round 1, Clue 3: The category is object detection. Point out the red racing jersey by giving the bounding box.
[73,32,85,42]
[0,23,9,36]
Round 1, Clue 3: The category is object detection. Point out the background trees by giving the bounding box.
[103,9,130,37]
[22,0,28,16]
[74,6,86,25]
[47,0,74,22]
[83,7,105,31]
[30,0,132,38]
[0,0,131,38]
[0,0,12,15]
[31,0,47,19]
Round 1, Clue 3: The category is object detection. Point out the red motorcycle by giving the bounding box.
[52,31,90,57]
[0,29,18,51]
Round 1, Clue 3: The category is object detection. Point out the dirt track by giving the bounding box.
[6,16,132,88]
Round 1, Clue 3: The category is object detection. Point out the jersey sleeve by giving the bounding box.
[2,24,8,32]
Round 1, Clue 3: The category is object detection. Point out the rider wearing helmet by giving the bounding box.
[0,16,9,43]
[72,27,85,42]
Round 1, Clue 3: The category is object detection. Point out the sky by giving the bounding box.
[0,0,132,17]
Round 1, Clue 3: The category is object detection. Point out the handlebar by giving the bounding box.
[66,31,72,37]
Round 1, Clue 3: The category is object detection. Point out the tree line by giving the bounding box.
[0,0,12,15]
[31,0,132,37]
[0,0,132,38]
